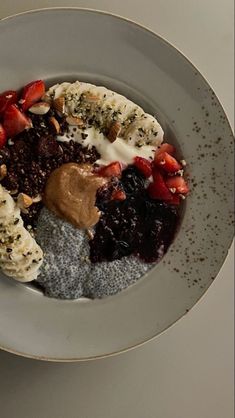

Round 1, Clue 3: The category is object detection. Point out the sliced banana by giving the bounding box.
[0,211,24,234]
[0,191,15,219]
[45,81,164,147]
[0,234,34,264]
[0,185,43,282]
[3,244,43,282]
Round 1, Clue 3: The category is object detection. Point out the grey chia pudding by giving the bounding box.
[0,79,189,299]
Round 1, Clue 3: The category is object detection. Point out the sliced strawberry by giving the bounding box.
[156,142,175,156]
[165,175,189,194]
[134,156,152,178]
[3,105,32,138]
[0,90,18,115]
[98,161,122,177]
[168,194,180,205]
[111,189,126,201]
[155,151,182,173]
[21,80,45,111]
[152,166,161,182]
[147,170,173,201]
[0,124,7,148]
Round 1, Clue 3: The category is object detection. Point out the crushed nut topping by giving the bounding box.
[0,164,7,181]
[66,116,84,127]
[49,116,61,134]
[17,193,33,211]
[107,121,122,143]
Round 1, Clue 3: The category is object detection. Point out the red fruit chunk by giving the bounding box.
[111,189,126,201]
[156,142,175,156]
[0,124,7,148]
[165,175,189,194]
[147,170,173,201]
[168,194,180,205]
[21,80,45,111]
[0,90,18,115]
[155,151,182,173]
[98,161,122,177]
[3,105,32,138]
[134,156,152,178]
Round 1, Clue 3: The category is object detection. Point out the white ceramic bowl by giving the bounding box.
[0,8,233,361]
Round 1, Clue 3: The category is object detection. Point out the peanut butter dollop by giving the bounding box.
[43,163,107,229]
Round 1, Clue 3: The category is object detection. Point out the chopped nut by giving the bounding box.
[177,169,184,177]
[9,189,18,196]
[41,92,50,101]
[49,116,61,134]
[53,97,66,115]
[28,101,50,115]
[86,229,94,240]
[0,164,7,180]
[66,116,84,127]
[32,194,42,203]
[107,121,122,143]
[84,94,100,103]
[17,193,33,211]
[180,159,187,167]
[169,187,176,194]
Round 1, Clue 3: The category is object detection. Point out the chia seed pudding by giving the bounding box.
[0,79,189,299]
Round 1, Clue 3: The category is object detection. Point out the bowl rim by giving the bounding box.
[0,7,234,362]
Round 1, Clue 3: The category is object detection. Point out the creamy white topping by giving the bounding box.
[57,126,156,165]
[45,81,164,149]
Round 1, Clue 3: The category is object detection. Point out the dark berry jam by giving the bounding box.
[90,167,179,263]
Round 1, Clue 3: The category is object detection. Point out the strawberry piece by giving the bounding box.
[155,151,182,173]
[147,170,173,201]
[152,166,161,182]
[168,194,180,205]
[21,80,45,111]
[3,105,32,138]
[0,90,18,115]
[0,124,7,148]
[134,156,152,178]
[165,175,189,194]
[156,142,175,156]
[111,189,126,201]
[98,161,122,177]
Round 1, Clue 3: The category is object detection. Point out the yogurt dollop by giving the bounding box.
[45,81,164,165]
[57,126,157,165]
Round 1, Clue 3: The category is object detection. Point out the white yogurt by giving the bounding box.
[46,81,164,150]
[57,126,156,165]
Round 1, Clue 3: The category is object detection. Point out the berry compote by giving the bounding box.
[90,167,179,263]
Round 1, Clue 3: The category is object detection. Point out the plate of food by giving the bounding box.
[0,8,233,361]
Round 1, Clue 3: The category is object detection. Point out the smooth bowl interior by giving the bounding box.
[0,8,234,361]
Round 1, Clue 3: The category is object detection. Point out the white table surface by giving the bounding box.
[0,1,234,417]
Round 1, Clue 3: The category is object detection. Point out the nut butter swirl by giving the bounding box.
[43,163,107,229]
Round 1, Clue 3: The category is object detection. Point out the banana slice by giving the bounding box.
[0,191,15,219]
[0,233,34,264]
[0,211,24,235]
[0,227,29,253]
[45,81,164,147]
[0,185,44,282]
[2,244,43,282]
